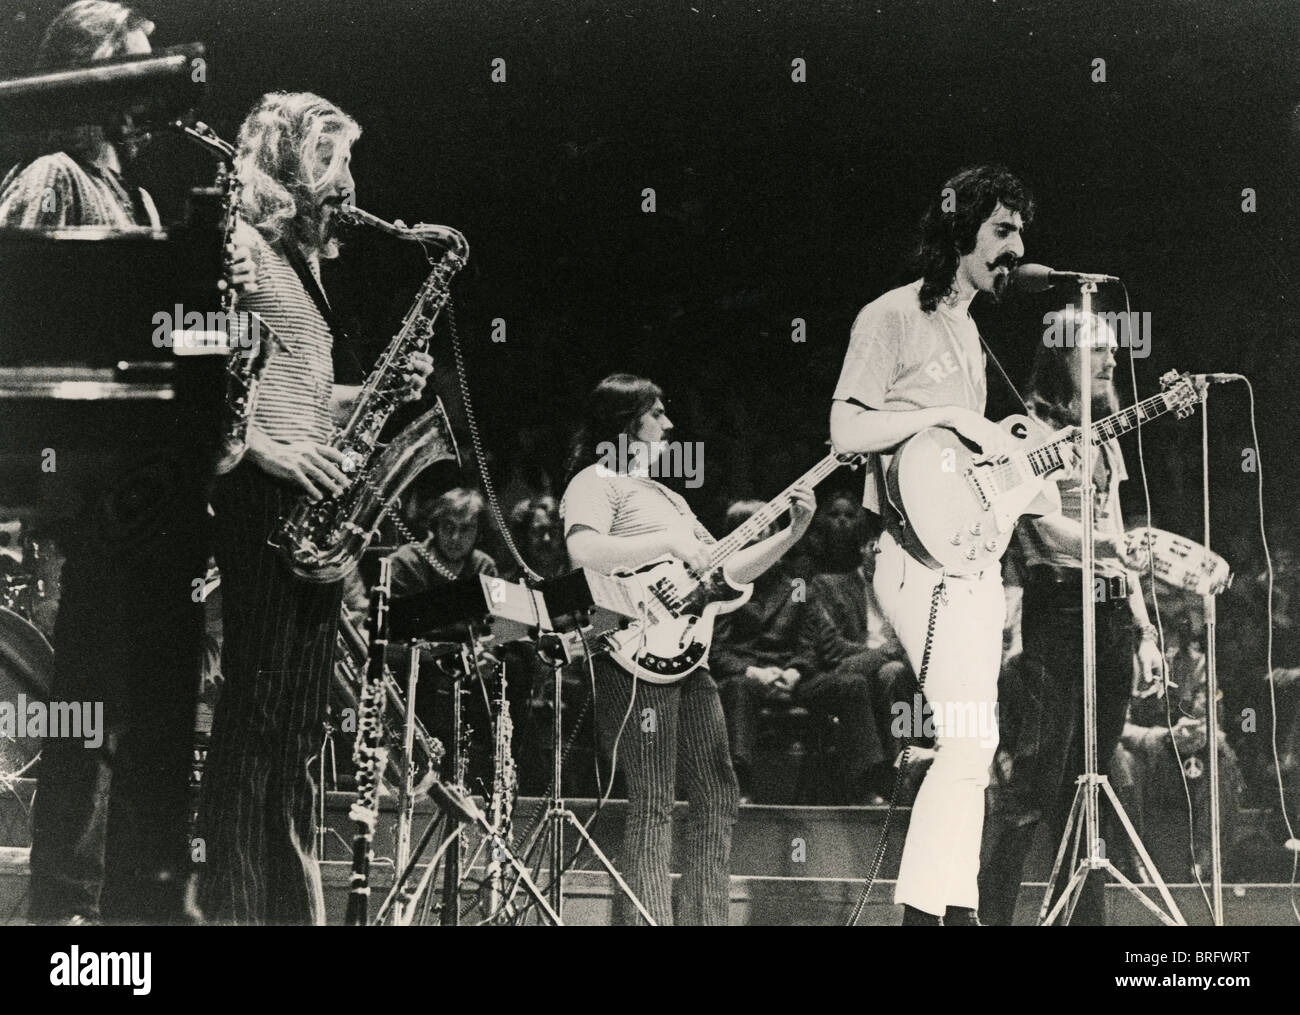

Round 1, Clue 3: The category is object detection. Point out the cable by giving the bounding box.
[1237,377,1300,922]
[446,299,543,583]
[382,499,460,582]
[1122,281,1213,918]
[846,575,946,926]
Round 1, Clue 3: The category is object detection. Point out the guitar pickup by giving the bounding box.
[963,467,992,510]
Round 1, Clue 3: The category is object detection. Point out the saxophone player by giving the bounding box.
[198,92,432,925]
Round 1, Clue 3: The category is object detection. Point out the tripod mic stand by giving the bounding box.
[369,630,561,925]
[376,774,561,925]
[508,644,656,925]
[1039,282,1186,926]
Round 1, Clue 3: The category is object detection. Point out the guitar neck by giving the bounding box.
[707,453,843,568]
[1025,390,1176,478]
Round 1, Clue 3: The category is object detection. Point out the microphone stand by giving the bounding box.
[1195,376,1225,924]
[1039,281,1185,926]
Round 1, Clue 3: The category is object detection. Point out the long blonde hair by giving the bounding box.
[235,92,360,258]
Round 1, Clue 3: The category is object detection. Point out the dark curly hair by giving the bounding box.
[911,165,1035,313]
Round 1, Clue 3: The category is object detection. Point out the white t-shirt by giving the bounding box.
[560,463,714,573]
[833,279,988,513]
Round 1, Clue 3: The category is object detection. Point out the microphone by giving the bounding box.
[1010,263,1121,293]
[1190,373,1243,385]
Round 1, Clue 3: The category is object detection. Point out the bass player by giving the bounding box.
[561,372,814,925]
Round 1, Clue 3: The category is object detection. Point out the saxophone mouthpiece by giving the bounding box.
[334,204,468,258]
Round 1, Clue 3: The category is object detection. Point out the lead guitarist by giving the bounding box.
[829,165,1033,925]
[561,373,814,925]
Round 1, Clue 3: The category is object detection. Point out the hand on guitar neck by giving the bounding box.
[666,531,710,572]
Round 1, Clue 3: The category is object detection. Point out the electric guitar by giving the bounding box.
[883,370,1198,574]
[605,450,868,683]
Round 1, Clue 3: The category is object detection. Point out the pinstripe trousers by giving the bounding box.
[198,462,343,925]
[593,656,739,926]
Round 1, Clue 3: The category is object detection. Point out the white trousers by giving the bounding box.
[873,529,1005,915]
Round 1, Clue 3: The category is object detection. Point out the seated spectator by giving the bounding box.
[501,495,569,582]
[795,520,918,803]
[709,500,811,799]
[1109,620,1244,881]
[803,489,868,575]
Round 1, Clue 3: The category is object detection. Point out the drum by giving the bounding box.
[1123,527,1232,597]
[0,605,53,775]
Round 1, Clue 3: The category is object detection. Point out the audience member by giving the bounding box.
[795,521,918,802]
[710,500,809,799]
[1109,619,1244,881]
[501,495,569,581]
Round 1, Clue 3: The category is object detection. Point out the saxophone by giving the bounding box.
[274,205,465,582]
[177,121,282,475]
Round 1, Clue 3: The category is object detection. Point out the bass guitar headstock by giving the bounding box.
[1159,371,1198,420]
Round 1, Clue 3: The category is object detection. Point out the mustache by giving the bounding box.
[987,254,1020,271]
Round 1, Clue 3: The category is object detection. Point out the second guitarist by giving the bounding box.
[561,373,814,925]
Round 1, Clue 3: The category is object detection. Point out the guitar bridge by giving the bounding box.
[650,578,681,618]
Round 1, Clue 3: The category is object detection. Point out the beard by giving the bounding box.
[990,267,1010,301]
[1092,385,1119,418]
[1067,385,1119,424]
[294,200,342,257]
[104,119,152,165]
[821,526,862,571]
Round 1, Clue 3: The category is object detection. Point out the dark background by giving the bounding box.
[3,0,1298,549]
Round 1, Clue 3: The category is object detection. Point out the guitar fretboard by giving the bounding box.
[707,453,846,568]
[1025,390,1177,478]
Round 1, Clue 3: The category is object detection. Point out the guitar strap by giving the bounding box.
[974,325,1033,417]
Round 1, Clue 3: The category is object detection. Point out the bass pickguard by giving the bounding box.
[606,559,754,684]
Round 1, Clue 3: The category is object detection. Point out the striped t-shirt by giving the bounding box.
[240,231,335,445]
[560,463,715,571]
[0,152,160,229]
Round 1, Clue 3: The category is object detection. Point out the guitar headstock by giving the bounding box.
[1159,371,1198,420]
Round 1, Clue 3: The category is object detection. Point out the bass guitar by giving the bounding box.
[605,450,867,683]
